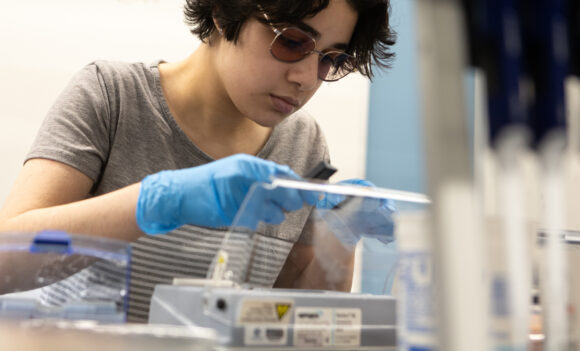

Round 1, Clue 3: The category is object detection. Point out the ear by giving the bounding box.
[212,16,224,35]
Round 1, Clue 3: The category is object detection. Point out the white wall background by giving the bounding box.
[0,0,369,206]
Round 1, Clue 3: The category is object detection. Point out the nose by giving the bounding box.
[286,53,321,92]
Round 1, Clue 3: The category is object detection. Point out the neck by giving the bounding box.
[158,43,271,159]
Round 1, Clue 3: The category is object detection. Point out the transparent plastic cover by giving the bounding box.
[207,178,430,292]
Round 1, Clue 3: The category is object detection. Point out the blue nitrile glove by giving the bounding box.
[136,154,317,234]
[315,179,396,246]
[231,182,318,229]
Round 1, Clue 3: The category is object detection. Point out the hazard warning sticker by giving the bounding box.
[238,299,293,325]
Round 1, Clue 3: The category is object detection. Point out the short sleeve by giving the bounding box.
[26,63,112,183]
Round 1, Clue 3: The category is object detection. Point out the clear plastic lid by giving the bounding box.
[0,231,130,323]
[206,178,430,292]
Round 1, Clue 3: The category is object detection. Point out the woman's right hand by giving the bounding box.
[136,154,316,234]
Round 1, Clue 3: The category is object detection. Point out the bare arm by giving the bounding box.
[274,220,355,292]
[0,158,144,241]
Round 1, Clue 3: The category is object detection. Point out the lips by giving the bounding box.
[270,94,299,115]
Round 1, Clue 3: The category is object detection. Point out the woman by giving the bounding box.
[0,0,395,322]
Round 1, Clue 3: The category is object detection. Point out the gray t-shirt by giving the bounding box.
[26,61,329,322]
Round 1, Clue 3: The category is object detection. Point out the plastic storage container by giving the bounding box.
[0,231,130,323]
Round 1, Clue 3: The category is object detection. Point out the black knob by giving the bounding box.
[216,298,227,310]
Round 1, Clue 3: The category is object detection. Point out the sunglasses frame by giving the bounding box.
[260,13,356,82]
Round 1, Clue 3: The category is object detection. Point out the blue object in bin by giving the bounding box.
[30,230,72,254]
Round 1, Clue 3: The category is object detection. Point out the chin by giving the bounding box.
[254,113,289,128]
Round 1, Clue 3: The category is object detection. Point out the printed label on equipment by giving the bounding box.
[294,308,332,347]
[238,299,293,325]
[293,307,361,347]
[244,324,288,346]
[399,251,435,333]
[397,251,437,351]
[333,308,362,346]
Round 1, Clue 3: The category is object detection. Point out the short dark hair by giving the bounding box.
[184,0,396,79]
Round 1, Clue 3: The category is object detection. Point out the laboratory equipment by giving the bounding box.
[462,0,532,349]
[416,0,578,349]
[0,231,130,323]
[394,211,436,351]
[415,1,488,350]
[520,0,570,349]
[151,283,396,349]
[535,230,580,348]
[149,177,430,350]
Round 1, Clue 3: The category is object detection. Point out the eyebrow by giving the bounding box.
[294,21,349,51]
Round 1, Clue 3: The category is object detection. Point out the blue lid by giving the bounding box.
[30,230,72,254]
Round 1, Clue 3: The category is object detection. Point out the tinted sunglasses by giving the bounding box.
[261,13,357,82]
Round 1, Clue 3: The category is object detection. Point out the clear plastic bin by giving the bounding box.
[0,231,130,323]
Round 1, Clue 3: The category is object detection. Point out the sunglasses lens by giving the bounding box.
[268,25,356,81]
[318,52,356,81]
[271,28,315,62]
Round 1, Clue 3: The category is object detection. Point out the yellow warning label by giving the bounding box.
[238,299,293,325]
[276,303,291,320]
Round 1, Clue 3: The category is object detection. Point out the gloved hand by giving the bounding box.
[136,154,316,234]
[315,179,396,246]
